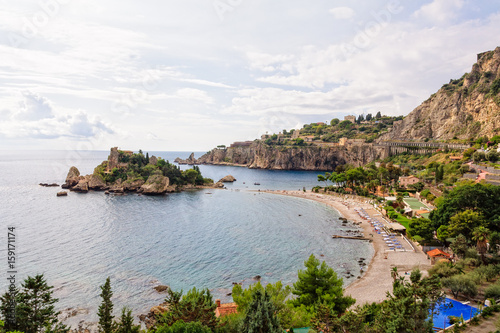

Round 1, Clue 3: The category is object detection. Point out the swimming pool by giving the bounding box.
[430,298,481,330]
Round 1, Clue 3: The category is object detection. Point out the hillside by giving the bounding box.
[380,47,500,142]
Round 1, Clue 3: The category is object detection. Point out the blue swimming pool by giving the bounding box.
[430,298,481,330]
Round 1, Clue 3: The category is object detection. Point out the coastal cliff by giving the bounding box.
[379,47,500,141]
[179,142,388,171]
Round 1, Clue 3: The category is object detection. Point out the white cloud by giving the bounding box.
[414,0,465,25]
[329,7,355,20]
[0,1,498,150]
[0,91,113,140]
[15,91,54,121]
[175,88,214,104]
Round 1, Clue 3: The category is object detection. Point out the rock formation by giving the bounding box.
[58,148,219,196]
[107,147,120,171]
[218,175,236,182]
[140,172,172,195]
[87,174,107,190]
[62,166,81,188]
[39,183,59,187]
[149,155,158,165]
[379,47,500,142]
[174,152,196,165]
[185,141,388,171]
[72,179,89,193]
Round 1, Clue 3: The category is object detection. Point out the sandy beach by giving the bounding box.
[265,190,432,306]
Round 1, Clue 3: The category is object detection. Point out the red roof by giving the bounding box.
[427,249,451,258]
[215,303,238,317]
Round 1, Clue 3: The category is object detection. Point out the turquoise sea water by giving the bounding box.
[0,150,373,325]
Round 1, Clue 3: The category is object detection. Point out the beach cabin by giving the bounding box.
[214,299,238,317]
[427,249,452,265]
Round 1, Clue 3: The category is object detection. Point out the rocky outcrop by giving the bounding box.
[139,303,170,329]
[58,148,222,196]
[109,179,125,193]
[122,179,145,192]
[149,155,158,165]
[88,174,107,190]
[190,142,388,171]
[56,191,67,197]
[72,179,89,193]
[140,172,171,195]
[153,285,169,292]
[174,152,196,165]
[107,147,120,170]
[40,183,59,187]
[379,47,500,142]
[218,175,236,182]
[62,166,81,188]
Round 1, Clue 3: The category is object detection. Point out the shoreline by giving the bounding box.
[264,189,432,305]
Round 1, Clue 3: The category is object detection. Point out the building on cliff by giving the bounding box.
[399,175,420,187]
[230,141,254,148]
[344,115,356,123]
[105,147,131,173]
[214,299,238,317]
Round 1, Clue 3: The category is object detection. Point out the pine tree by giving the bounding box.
[146,152,150,165]
[17,274,64,333]
[292,255,354,314]
[1,274,69,333]
[0,287,20,331]
[97,277,114,333]
[241,289,282,333]
[375,111,382,119]
[115,307,140,333]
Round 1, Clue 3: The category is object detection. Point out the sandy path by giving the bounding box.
[264,190,432,306]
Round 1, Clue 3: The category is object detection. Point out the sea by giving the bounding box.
[0,150,373,326]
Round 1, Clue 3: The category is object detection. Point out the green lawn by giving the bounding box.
[394,213,411,229]
[403,197,430,211]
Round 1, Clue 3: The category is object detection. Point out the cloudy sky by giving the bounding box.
[0,0,499,151]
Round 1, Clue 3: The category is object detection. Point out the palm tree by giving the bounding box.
[472,226,490,263]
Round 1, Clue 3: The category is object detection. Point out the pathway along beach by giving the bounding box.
[265,190,432,306]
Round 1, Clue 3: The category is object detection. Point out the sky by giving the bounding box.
[0,0,499,151]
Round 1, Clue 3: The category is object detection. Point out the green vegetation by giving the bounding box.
[316,162,401,198]
[158,288,218,330]
[261,113,404,146]
[98,277,115,333]
[93,150,212,188]
[240,289,282,333]
[0,274,68,333]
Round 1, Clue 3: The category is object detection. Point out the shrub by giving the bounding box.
[485,284,500,301]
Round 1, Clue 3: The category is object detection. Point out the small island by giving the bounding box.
[61,147,224,195]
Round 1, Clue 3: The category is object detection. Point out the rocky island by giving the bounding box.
[61,147,224,195]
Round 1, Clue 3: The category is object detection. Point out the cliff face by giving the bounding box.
[380,47,500,141]
[195,142,388,171]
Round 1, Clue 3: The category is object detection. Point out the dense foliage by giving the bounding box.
[429,182,500,237]
[0,274,68,333]
[158,288,218,330]
[93,150,212,187]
